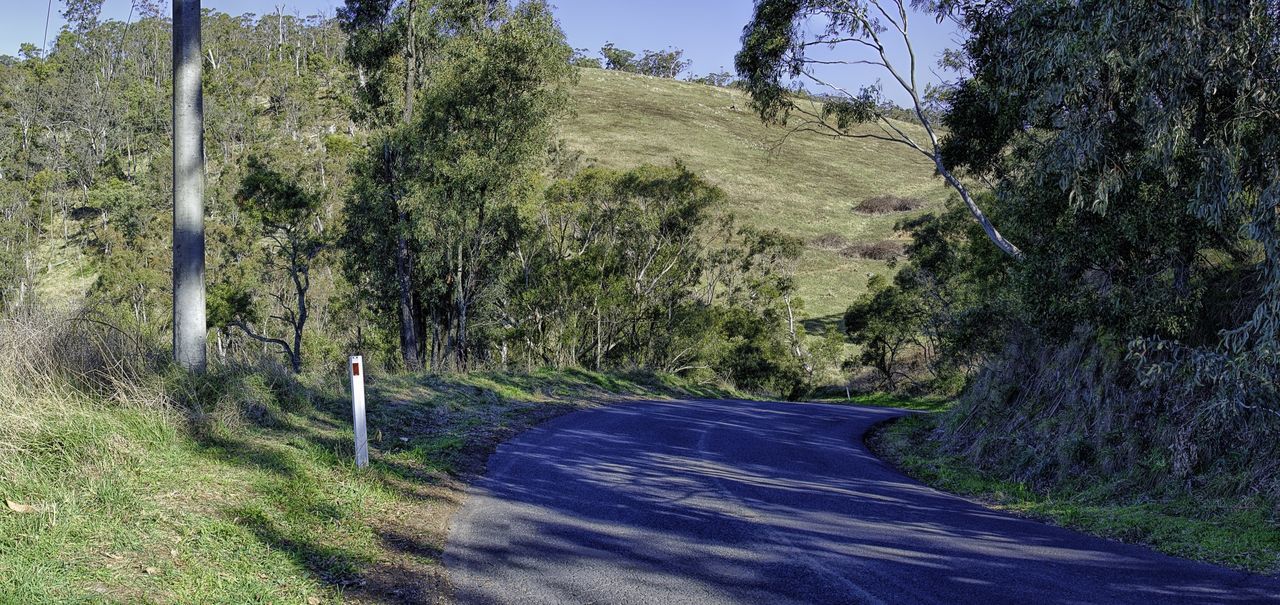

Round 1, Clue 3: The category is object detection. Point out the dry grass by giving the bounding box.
[810,233,851,250]
[840,240,907,261]
[854,195,927,214]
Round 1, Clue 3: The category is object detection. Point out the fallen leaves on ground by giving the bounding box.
[5,499,36,514]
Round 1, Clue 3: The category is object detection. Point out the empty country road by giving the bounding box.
[444,399,1280,604]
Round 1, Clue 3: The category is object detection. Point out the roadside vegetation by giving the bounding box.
[871,414,1280,574]
[738,0,1280,573]
[0,311,726,602]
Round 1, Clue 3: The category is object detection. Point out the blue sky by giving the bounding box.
[1,1,963,105]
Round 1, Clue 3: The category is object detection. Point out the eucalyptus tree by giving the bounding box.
[403,0,574,370]
[939,0,1280,414]
[339,0,427,370]
[211,157,328,373]
[735,0,1022,259]
[836,0,1280,494]
[338,0,481,369]
[341,0,574,370]
[599,42,636,72]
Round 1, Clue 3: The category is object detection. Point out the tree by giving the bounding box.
[338,0,428,370]
[689,70,735,87]
[342,1,575,371]
[509,164,722,370]
[406,1,574,370]
[736,0,1022,259]
[853,0,1280,498]
[938,0,1280,412]
[598,43,691,79]
[636,47,690,79]
[211,157,327,373]
[599,42,636,72]
[844,274,925,391]
[570,47,601,69]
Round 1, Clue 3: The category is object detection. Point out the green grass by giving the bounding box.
[561,69,950,319]
[870,414,1280,574]
[809,392,951,412]
[0,337,730,604]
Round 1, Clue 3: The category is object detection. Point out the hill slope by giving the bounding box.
[560,68,950,321]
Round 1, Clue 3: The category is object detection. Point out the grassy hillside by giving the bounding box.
[560,68,950,321]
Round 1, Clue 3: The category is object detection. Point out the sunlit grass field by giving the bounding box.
[560,68,950,320]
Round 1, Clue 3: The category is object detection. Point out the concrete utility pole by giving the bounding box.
[173,0,206,372]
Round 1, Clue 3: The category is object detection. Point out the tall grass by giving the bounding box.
[0,309,173,493]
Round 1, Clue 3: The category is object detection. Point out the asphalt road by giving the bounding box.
[444,399,1280,604]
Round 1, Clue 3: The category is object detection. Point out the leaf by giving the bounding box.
[307,598,322,605]
[5,499,35,514]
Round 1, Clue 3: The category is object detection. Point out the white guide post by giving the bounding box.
[350,355,369,468]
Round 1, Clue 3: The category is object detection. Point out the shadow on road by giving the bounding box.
[447,399,1280,605]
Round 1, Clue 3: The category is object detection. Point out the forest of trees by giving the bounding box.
[0,1,836,398]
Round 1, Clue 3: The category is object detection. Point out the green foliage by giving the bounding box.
[570,47,603,69]
[599,42,637,72]
[845,1,1280,507]
[734,0,806,126]
[507,163,813,397]
[213,156,330,373]
[599,42,691,78]
[844,274,925,391]
[0,5,356,362]
[687,70,736,87]
[343,0,575,371]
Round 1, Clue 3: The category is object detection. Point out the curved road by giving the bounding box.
[445,399,1280,604]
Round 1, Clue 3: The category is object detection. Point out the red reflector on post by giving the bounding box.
[352,361,361,376]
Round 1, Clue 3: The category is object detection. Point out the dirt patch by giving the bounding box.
[841,240,906,261]
[854,195,925,214]
[810,233,851,250]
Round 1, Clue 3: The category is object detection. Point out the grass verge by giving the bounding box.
[869,413,1280,574]
[1,339,728,604]
[806,392,951,412]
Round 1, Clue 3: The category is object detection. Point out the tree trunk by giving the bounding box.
[292,270,308,374]
[937,157,1023,260]
[395,226,421,370]
[455,242,468,370]
[393,0,422,371]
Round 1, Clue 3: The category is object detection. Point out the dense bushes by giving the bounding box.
[840,2,1280,500]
